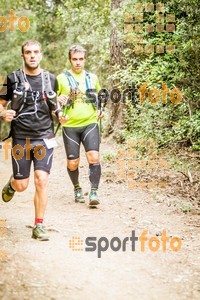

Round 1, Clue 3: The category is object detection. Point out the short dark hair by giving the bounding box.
[68,45,86,59]
[21,40,42,54]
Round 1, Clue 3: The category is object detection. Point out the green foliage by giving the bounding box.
[0,0,199,150]
[0,0,111,138]
[0,0,110,81]
[102,151,116,163]
[122,100,200,148]
[110,0,200,150]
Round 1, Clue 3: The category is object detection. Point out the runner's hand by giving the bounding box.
[57,94,69,106]
[58,111,69,124]
[98,110,104,119]
[0,109,16,122]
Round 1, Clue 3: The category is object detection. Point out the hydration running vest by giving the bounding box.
[64,71,98,109]
[12,69,57,113]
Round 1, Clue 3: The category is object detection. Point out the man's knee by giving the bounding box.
[87,151,99,164]
[13,178,29,192]
[67,159,79,171]
[89,157,99,164]
[34,171,48,189]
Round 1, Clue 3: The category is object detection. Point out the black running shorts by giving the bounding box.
[11,138,54,179]
[62,123,100,160]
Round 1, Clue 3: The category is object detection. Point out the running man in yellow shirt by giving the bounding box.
[57,45,103,206]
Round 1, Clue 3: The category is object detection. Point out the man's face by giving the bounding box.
[21,44,42,70]
[70,51,86,74]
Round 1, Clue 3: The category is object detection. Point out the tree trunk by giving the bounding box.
[104,0,124,137]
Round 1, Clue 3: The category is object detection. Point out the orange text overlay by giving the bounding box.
[0,74,7,95]
[0,218,8,261]
[117,139,169,190]
[139,82,183,105]
[124,2,176,54]
[2,138,46,161]
[69,230,182,258]
[0,9,30,32]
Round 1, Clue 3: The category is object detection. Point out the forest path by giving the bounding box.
[0,137,199,300]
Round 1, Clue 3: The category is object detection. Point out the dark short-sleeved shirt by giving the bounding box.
[0,71,58,139]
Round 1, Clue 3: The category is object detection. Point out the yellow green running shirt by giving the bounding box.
[57,70,101,127]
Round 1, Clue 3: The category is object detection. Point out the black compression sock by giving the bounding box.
[67,168,79,186]
[89,163,101,190]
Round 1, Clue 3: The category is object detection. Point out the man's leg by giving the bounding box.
[67,158,85,203]
[67,158,80,186]
[62,127,84,203]
[82,123,101,205]
[31,140,53,241]
[2,138,31,202]
[2,177,29,202]
[86,150,101,205]
[34,170,49,220]
[34,170,49,221]
[11,178,29,191]
[32,170,50,241]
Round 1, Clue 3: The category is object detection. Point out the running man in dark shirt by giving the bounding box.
[0,40,63,241]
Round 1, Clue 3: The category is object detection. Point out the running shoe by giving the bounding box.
[89,190,100,206]
[74,187,85,203]
[2,175,15,202]
[32,224,49,241]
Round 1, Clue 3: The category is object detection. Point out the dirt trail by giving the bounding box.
[0,137,199,300]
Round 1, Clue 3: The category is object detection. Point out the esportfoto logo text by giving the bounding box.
[69,230,182,258]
